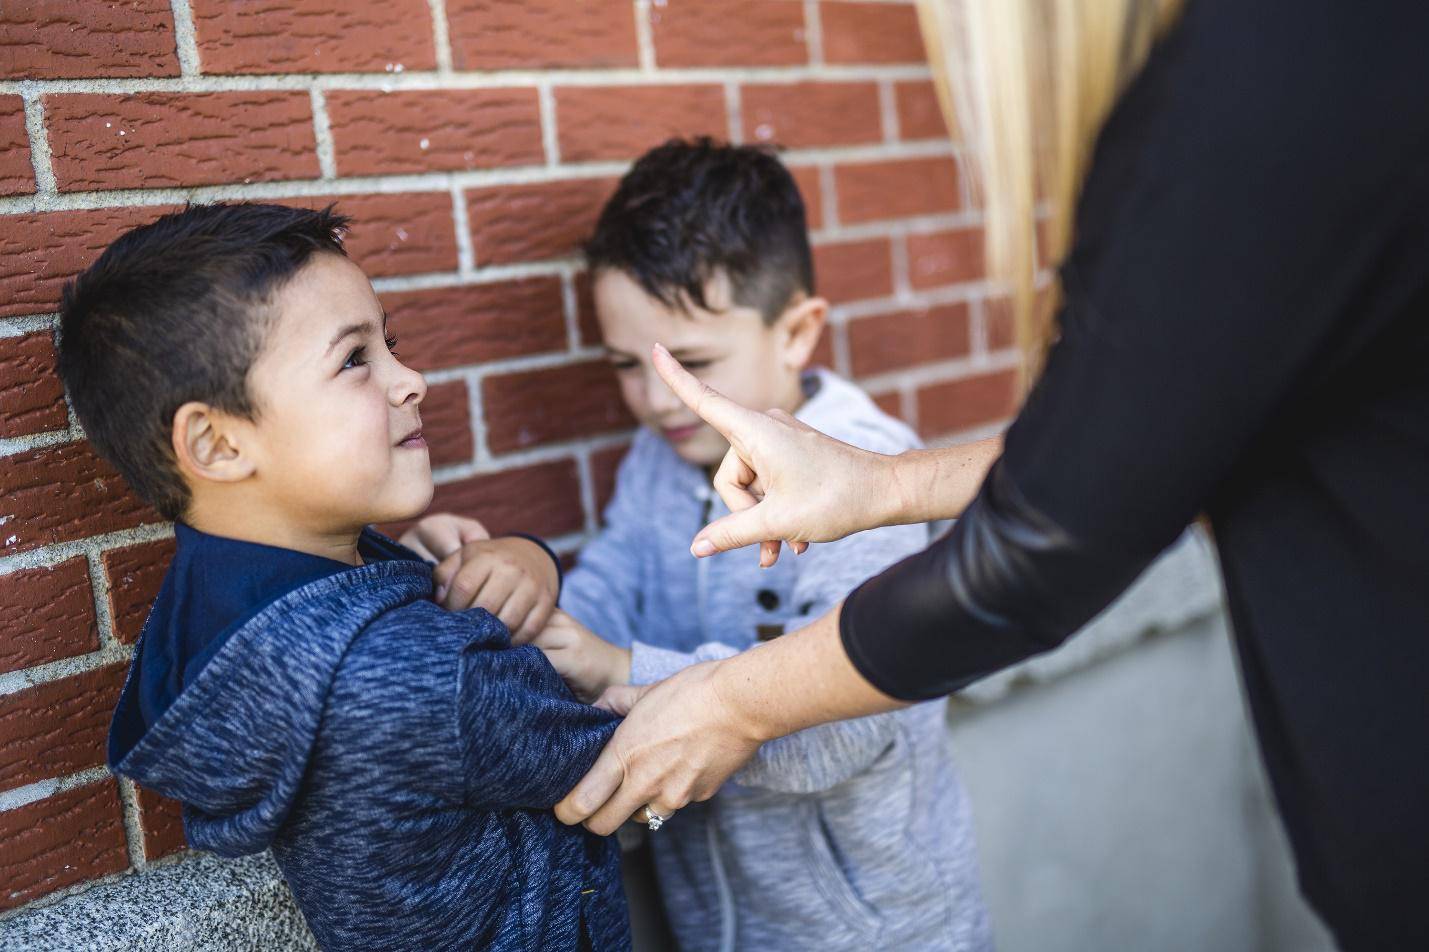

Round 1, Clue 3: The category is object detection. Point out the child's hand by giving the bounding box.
[528,610,632,704]
[400,512,490,562]
[433,537,560,641]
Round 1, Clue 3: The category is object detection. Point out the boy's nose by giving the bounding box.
[644,367,680,415]
[390,360,427,406]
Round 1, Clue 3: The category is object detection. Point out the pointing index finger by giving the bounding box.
[652,343,762,445]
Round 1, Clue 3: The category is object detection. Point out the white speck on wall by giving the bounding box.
[755,124,773,140]
[118,130,125,136]
[105,122,112,128]
[5,536,17,547]
[394,64,404,73]
[385,63,393,72]
[395,228,409,241]
[419,138,430,150]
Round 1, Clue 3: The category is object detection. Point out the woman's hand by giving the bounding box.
[651,345,904,567]
[554,658,767,835]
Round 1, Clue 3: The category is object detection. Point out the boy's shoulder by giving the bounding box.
[798,369,923,457]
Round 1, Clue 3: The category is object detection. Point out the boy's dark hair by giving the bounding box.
[584,137,815,322]
[56,202,350,521]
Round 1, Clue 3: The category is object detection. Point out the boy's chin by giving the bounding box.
[371,477,435,526]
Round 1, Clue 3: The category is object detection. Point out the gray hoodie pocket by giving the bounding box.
[802,801,883,937]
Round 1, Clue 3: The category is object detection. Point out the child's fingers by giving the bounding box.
[514,595,556,644]
[595,683,648,716]
[498,586,540,643]
[473,570,520,622]
[437,557,491,609]
[416,517,466,562]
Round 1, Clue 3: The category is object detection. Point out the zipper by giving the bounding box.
[694,482,732,951]
[707,812,737,952]
[695,485,713,644]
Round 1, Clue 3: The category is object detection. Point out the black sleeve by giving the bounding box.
[840,0,1429,700]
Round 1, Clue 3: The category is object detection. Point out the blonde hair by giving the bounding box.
[917,0,1185,371]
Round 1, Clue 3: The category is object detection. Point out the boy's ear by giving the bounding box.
[172,402,256,485]
[779,295,830,370]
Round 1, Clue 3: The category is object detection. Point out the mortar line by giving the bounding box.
[168,0,202,77]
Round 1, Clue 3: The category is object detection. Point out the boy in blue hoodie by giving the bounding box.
[413,140,992,951]
[55,202,631,952]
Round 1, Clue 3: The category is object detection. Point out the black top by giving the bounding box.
[840,1,1429,947]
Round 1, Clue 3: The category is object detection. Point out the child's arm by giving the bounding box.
[454,609,619,811]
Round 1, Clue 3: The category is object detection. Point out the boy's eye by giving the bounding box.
[385,334,399,356]
[609,360,639,372]
[342,346,367,370]
[681,359,713,371]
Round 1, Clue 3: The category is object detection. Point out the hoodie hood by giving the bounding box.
[108,559,433,856]
[797,367,921,453]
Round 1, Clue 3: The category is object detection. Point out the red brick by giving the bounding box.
[834,156,960,224]
[0,1,178,80]
[820,1,925,64]
[790,165,824,230]
[575,271,601,346]
[896,80,949,140]
[555,85,727,164]
[589,442,631,517]
[0,205,179,319]
[383,279,567,372]
[0,781,129,912]
[102,538,175,646]
[651,0,806,67]
[483,360,635,453]
[916,368,1020,437]
[743,82,881,149]
[809,325,835,369]
[813,237,893,303]
[421,380,475,468]
[466,177,616,266]
[0,664,126,793]
[907,226,984,289]
[286,192,459,277]
[135,784,186,861]
[984,296,1017,351]
[0,558,98,675]
[191,0,436,74]
[403,459,586,540]
[870,389,904,421]
[326,89,543,177]
[447,1,638,69]
[1,441,160,557]
[0,331,67,438]
[46,92,317,192]
[847,303,971,377]
[0,96,31,196]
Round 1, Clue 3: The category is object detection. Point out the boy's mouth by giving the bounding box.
[661,423,702,443]
[397,425,426,449]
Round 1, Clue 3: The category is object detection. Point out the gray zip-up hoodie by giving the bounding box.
[561,369,991,951]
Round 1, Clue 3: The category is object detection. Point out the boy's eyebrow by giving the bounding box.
[325,321,375,355]
[323,311,388,355]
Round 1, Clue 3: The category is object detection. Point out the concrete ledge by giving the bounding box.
[0,852,314,952]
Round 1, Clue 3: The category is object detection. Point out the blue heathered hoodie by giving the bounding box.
[107,527,630,951]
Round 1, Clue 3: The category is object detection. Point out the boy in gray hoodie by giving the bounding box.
[415,139,991,951]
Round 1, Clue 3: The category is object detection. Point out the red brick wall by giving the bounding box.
[0,0,1019,915]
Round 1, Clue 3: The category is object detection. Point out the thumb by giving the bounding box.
[691,505,772,558]
[595,682,651,716]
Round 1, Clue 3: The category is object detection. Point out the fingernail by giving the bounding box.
[691,539,716,558]
[435,584,447,602]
